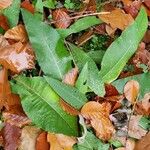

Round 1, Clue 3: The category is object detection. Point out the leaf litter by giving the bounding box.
[0,0,149,150]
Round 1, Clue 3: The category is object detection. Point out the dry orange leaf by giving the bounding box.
[4,24,28,43]
[81,101,115,141]
[0,0,13,9]
[21,0,35,14]
[0,15,9,31]
[128,115,147,139]
[124,80,140,104]
[99,8,134,30]
[52,8,71,29]
[36,132,50,150]
[0,42,35,73]
[47,133,77,150]
[134,132,150,150]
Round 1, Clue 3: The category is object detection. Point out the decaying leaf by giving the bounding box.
[134,132,150,150]
[2,123,21,150]
[21,0,34,14]
[3,112,31,128]
[36,132,50,150]
[18,126,41,150]
[47,133,77,150]
[124,80,140,104]
[99,8,134,30]
[52,8,71,29]
[0,0,13,9]
[0,42,35,73]
[4,24,28,43]
[0,15,9,31]
[128,115,147,139]
[0,35,9,47]
[81,101,115,141]
[135,93,150,115]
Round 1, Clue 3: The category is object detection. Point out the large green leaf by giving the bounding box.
[112,72,150,99]
[69,43,105,96]
[3,0,21,28]
[58,16,102,38]
[45,76,88,109]
[73,131,109,150]
[99,8,148,83]
[22,9,71,80]
[11,76,78,136]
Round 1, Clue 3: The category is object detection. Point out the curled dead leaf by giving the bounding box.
[0,42,35,73]
[36,132,50,150]
[2,123,21,150]
[18,126,41,150]
[81,101,115,141]
[4,24,28,43]
[52,8,71,29]
[47,133,77,150]
[128,115,147,139]
[135,93,150,116]
[99,8,134,30]
[21,0,35,14]
[124,80,140,104]
[0,0,13,9]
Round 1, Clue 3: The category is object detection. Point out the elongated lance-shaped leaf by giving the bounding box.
[45,76,88,109]
[58,16,102,38]
[11,76,78,136]
[68,43,105,96]
[3,0,21,28]
[22,9,71,80]
[99,8,148,83]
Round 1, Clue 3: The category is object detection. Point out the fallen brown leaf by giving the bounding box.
[36,132,50,150]
[105,84,119,97]
[47,133,77,150]
[21,0,35,14]
[0,42,35,73]
[4,24,28,43]
[52,8,71,29]
[18,126,41,150]
[124,80,140,104]
[135,93,150,116]
[2,123,21,150]
[0,35,9,47]
[99,8,134,30]
[0,15,9,31]
[86,0,96,13]
[134,132,150,150]
[105,25,116,36]
[144,0,150,9]
[81,101,115,141]
[128,115,147,139]
[0,0,13,9]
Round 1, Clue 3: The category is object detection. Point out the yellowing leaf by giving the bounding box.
[0,42,35,73]
[81,101,115,141]
[4,24,28,43]
[0,0,13,9]
[47,133,77,150]
[124,80,140,104]
[99,8,134,30]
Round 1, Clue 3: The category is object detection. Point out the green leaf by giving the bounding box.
[99,8,148,83]
[112,72,150,99]
[69,43,105,96]
[58,16,102,38]
[109,139,123,148]
[11,76,78,136]
[43,0,56,9]
[75,63,88,94]
[22,9,71,80]
[73,131,109,150]
[3,0,21,28]
[139,116,150,130]
[87,50,105,64]
[45,76,88,109]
